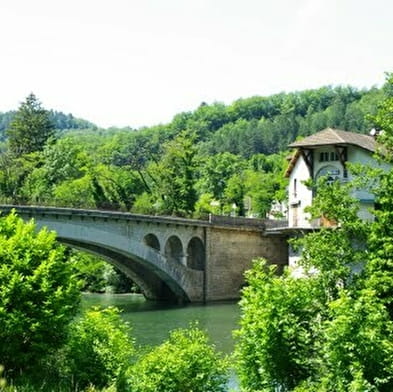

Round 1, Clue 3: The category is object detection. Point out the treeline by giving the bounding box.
[179,85,383,156]
[0,108,96,140]
[0,84,387,219]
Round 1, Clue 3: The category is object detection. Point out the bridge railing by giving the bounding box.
[0,204,288,231]
[208,214,266,228]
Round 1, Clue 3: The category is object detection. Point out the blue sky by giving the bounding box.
[0,0,391,128]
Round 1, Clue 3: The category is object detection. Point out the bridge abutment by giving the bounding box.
[205,226,288,301]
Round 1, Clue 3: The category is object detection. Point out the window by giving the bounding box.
[319,152,328,162]
[319,151,338,162]
[316,165,341,184]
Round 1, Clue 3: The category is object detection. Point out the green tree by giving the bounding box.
[53,174,96,208]
[20,137,88,205]
[149,131,199,216]
[0,151,41,203]
[64,307,134,390]
[126,325,228,392]
[223,173,246,216]
[242,169,287,218]
[307,79,393,390]
[196,152,246,201]
[235,260,322,391]
[318,289,393,391]
[6,93,55,156]
[69,250,110,293]
[365,72,393,316]
[0,211,80,373]
[69,250,136,294]
[193,192,221,218]
[235,175,386,390]
[297,178,368,297]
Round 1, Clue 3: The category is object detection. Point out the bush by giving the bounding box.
[319,289,393,391]
[64,306,134,390]
[235,259,322,391]
[126,325,228,392]
[0,211,80,373]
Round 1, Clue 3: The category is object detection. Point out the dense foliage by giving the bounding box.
[236,181,393,391]
[1,77,392,390]
[126,325,228,392]
[64,307,134,390]
[6,93,56,156]
[0,84,386,218]
[0,211,80,373]
[0,107,96,139]
[235,260,322,391]
[235,74,393,391]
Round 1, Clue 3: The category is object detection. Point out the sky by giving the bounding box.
[0,0,392,129]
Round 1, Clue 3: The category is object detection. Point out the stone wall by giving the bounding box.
[205,227,288,301]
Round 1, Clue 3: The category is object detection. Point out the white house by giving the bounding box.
[285,128,388,228]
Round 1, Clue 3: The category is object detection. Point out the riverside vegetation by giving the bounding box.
[0,73,393,390]
[235,74,393,391]
[0,212,228,391]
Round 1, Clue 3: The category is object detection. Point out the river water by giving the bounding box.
[82,293,241,389]
[82,293,240,353]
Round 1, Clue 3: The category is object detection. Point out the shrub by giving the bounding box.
[0,211,80,373]
[64,306,134,390]
[235,259,322,391]
[126,325,228,392]
[319,289,393,391]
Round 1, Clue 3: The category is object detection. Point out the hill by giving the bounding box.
[0,110,97,140]
[0,82,388,218]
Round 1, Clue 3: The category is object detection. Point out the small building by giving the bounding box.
[285,128,388,228]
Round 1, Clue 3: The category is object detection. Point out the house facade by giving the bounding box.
[285,128,388,229]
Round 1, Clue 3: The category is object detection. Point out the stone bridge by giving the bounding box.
[0,205,288,303]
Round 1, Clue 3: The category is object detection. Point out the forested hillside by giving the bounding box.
[0,84,387,218]
[0,109,97,140]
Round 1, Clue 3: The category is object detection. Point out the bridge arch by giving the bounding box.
[165,235,184,264]
[59,237,179,301]
[143,233,160,252]
[12,216,205,303]
[187,237,205,271]
[58,236,190,302]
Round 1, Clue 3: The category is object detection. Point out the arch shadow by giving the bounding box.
[144,233,160,251]
[58,237,189,303]
[165,235,184,264]
[187,237,205,271]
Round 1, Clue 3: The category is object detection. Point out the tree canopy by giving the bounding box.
[0,211,80,373]
[6,93,55,156]
[0,83,386,218]
[235,74,393,391]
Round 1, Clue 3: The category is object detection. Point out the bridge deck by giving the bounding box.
[0,205,273,231]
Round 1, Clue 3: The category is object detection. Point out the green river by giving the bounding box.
[82,293,241,390]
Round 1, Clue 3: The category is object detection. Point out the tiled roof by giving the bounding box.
[288,128,376,152]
